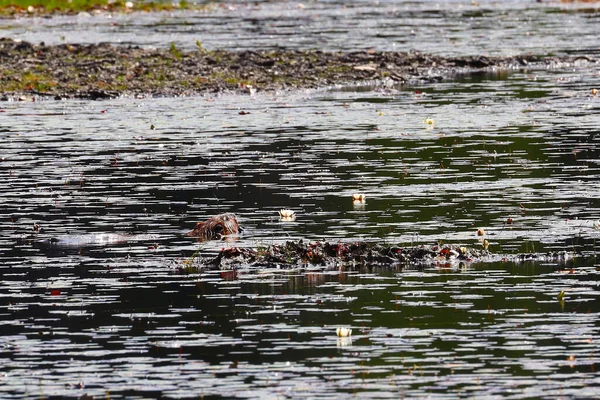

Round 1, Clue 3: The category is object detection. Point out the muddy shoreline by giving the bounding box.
[0,38,597,100]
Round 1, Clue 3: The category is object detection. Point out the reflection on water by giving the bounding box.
[1,67,600,398]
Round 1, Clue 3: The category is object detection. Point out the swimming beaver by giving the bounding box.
[186,213,240,240]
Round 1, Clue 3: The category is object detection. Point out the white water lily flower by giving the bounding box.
[336,327,352,337]
[352,193,365,202]
[279,209,296,220]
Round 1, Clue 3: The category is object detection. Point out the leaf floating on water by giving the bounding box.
[592,88,598,96]
[150,124,155,130]
[239,111,251,115]
[558,290,565,301]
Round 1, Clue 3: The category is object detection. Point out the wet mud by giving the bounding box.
[1,38,597,100]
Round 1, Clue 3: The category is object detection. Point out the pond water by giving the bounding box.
[2,66,600,398]
[2,0,600,398]
[1,0,600,57]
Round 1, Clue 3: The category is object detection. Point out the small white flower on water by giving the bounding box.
[424,118,435,125]
[336,327,352,337]
[352,193,365,202]
[279,209,296,221]
[125,1,134,8]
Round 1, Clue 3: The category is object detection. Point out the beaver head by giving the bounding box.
[186,213,240,240]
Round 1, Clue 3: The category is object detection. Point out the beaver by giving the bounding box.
[185,213,241,240]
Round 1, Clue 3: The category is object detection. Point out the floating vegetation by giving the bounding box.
[178,240,574,270]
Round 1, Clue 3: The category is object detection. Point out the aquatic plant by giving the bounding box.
[169,42,182,61]
[336,327,352,337]
[0,0,207,15]
[352,193,366,202]
[278,209,296,221]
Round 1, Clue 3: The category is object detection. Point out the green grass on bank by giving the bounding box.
[0,0,200,15]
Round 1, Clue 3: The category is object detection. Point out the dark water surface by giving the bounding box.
[2,66,600,398]
[3,0,600,395]
[2,0,600,57]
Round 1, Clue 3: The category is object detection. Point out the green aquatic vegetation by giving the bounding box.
[209,70,254,88]
[2,70,56,93]
[195,39,209,55]
[0,0,104,11]
[0,0,210,15]
[169,42,182,61]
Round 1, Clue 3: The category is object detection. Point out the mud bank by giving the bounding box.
[1,38,597,100]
